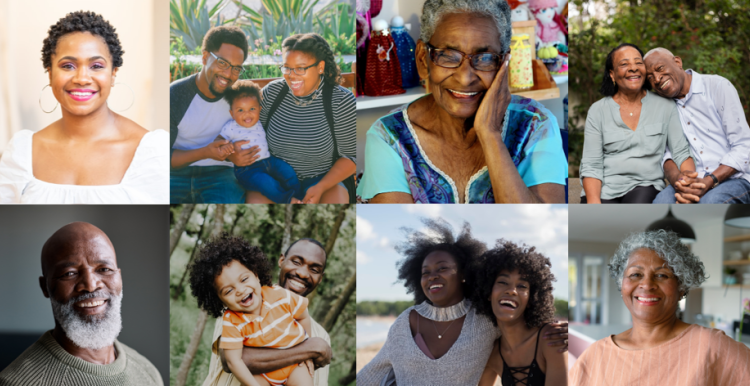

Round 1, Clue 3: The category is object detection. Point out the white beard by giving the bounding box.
[50,290,123,350]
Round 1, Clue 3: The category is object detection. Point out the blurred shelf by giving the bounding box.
[723,284,750,288]
[723,260,750,266]
[553,75,568,85]
[356,87,426,110]
[725,234,750,242]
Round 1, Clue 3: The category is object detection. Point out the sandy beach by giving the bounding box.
[356,341,385,372]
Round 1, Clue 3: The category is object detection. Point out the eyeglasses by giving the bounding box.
[279,62,321,76]
[209,52,244,76]
[426,43,506,72]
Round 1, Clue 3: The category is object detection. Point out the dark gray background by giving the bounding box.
[0,205,169,385]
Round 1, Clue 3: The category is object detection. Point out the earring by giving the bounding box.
[39,84,59,114]
[462,279,465,283]
[107,82,135,112]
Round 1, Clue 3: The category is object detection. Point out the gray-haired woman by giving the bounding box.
[570,230,750,385]
[356,0,567,204]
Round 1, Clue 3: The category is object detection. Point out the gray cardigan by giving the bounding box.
[580,91,692,200]
[356,305,499,386]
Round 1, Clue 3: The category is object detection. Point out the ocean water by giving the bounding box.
[356,317,396,348]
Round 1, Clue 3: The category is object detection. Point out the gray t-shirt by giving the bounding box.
[580,91,692,200]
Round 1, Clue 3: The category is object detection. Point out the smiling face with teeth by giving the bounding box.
[281,50,324,97]
[199,43,244,98]
[608,46,647,96]
[420,250,464,307]
[644,51,690,99]
[278,240,326,297]
[621,248,683,324]
[48,32,118,117]
[490,270,530,324]
[215,260,264,315]
[416,12,504,120]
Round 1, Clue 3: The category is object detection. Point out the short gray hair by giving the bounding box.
[643,47,674,60]
[608,230,707,298]
[420,0,511,51]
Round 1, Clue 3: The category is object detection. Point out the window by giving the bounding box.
[570,255,605,324]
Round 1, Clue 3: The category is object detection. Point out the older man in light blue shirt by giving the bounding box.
[644,48,750,204]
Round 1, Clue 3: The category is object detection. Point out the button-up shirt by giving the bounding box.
[663,70,750,184]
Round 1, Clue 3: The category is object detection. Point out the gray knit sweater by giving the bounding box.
[356,305,500,386]
[0,331,163,386]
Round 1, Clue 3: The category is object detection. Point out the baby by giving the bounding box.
[189,235,313,386]
[218,80,301,203]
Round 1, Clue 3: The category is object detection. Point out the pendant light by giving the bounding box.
[724,204,750,228]
[645,206,696,244]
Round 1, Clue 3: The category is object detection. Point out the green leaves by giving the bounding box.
[170,0,229,51]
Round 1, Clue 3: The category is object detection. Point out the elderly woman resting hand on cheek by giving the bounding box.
[570,230,750,385]
[356,0,567,204]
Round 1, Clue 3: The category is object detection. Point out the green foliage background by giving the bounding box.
[568,0,750,176]
[169,204,356,386]
[356,301,414,316]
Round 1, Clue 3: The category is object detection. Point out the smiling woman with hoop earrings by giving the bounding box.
[0,11,168,204]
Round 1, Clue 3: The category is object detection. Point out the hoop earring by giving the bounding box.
[107,82,135,112]
[39,84,58,114]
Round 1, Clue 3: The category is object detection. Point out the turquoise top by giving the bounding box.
[357,95,567,203]
[580,91,692,200]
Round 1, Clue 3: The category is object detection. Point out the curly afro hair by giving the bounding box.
[396,218,487,305]
[473,240,556,328]
[42,11,124,70]
[282,33,343,86]
[600,43,651,96]
[224,79,262,108]
[188,233,273,318]
[203,26,249,61]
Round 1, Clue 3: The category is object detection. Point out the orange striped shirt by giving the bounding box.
[569,324,750,385]
[220,285,309,350]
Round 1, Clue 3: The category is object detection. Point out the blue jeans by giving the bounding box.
[170,166,245,203]
[235,156,301,203]
[653,178,750,203]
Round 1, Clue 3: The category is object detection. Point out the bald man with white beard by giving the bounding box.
[0,222,162,386]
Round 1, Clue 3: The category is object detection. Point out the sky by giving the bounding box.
[356,204,569,302]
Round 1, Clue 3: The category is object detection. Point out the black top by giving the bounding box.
[499,324,547,386]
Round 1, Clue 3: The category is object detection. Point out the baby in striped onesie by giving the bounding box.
[189,236,313,386]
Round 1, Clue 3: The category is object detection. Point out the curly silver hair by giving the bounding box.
[608,230,708,298]
[420,0,511,51]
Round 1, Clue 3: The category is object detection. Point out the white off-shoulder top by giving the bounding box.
[0,129,169,204]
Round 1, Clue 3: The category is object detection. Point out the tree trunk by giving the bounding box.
[173,206,227,386]
[170,204,195,258]
[324,204,350,256]
[172,205,212,300]
[280,204,294,255]
[229,205,245,234]
[338,361,356,385]
[321,268,356,331]
[173,310,209,386]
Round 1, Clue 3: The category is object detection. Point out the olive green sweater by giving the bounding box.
[0,331,163,386]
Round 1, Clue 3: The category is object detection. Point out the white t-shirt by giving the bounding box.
[218,120,271,161]
[0,129,169,204]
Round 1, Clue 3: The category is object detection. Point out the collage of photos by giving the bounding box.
[0,0,748,385]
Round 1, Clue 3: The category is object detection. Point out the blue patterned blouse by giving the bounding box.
[357,95,567,203]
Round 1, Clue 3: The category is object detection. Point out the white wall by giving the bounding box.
[0,0,169,152]
[692,217,725,288]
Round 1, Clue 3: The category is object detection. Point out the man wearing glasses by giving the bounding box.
[170,26,260,203]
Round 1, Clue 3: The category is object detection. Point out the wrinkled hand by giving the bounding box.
[309,337,332,369]
[226,141,261,167]
[300,359,315,377]
[474,54,512,135]
[676,175,712,203]
[673,171,703,203]
[543,321,568,353]
[301,184,323,204]
[205,139,233,161]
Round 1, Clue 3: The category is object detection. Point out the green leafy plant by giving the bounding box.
[170,0,230,51]
[317,3,355,55]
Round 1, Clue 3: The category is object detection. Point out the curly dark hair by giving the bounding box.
[203,26,249,61]
[473,240,556,328]
[188,233,273,318]
[600,43,651,96]
[41,11,124,70]
[396,218,487,305]
[224,79,262,108]
[282,33,343,86]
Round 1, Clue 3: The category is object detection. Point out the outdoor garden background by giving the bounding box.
[170,0,355,83]
[568,0,750,178]
[169,204,356,386]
